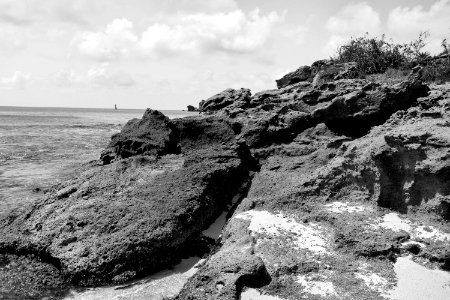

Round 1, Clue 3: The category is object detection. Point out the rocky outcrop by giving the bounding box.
[275,60,357,89]
[0,111,255,288]
[187,105,198,112]
[100,109,179,164]
[201,65,428,148]
[176,219,271,300]
[199,88,251,113]
[1,60,449,299]
[178,85,450,300]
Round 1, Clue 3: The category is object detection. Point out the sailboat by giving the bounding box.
[114,104,117,110]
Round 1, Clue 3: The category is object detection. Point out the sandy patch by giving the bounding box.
[297,274,336,297]
[372,212,450,243]
[375,213,412,232]
[387,256,450,300]
[235,210,327,253]
[65,257,204,300]
[414,225,450,242]
[240,288,287,300]
[324,201,368,213]
[355,272,389,293]
[202,211,227,239]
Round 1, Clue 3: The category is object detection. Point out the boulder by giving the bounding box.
[276,66,312,89]
[0,110,255,287]
[3,60,450,299]
[275,60,358,89]
[187,105,198,112]
[199,88,251,113]
[100,109,179,164]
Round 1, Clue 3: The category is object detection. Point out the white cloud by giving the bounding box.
[87,66,136,87]
[388,0,450,54]
[71,9,285,61]
[324,2,381,55]
[1,71,32,89]
[162,0,238,13]
[71,18,138,61]
[188,69,276,95]
[54,65,136,88]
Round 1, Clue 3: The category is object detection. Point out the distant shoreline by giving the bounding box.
[0,105,185,112]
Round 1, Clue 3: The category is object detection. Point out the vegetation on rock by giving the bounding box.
[334,32,450,83]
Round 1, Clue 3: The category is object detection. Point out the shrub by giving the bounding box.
[333,32,450,83]
[334,34,406,75]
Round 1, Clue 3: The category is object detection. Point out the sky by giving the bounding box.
[0,0,449,109]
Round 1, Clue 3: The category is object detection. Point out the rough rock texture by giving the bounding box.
[177,73,449,299]
[199,88,252,113]
[275,60,357,89]
[1,61,449,299]
[176,219,271,300]
[100,109,179,164]
[201,64,428,148]
[0,112,254,290]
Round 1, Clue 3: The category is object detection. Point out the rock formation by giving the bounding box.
[187,105,198,112]
[1,59,449,299]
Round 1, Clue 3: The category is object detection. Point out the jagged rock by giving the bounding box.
[276,65,312,89]
[187,105,198,112]
[100,109,179,164]
[275,60,358,89]
[0,150,250,286]
[0,254,68,299]
[2,61,450,299]
[0,110,256,287]
[177,76,450,299]
[231,71,428,148]
[199,88,251,113]
[176,219,271,300]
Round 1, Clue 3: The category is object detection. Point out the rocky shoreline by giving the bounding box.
[1,60,449,299]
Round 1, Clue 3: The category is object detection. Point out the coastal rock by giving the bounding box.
[187,105,198,112]
[176,219,271,300]
[100,109,179,164]
[0,150,249,286]
[275,60,358,89]
[276,65,312,89]
[178,79,450,299]
[2,60,450,299]
[199,88,251,113]
[228,70,428,148]
[0,109,255,287]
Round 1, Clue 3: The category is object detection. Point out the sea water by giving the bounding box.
[0,106,197,216]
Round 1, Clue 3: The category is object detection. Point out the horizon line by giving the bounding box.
[0,105,189,111]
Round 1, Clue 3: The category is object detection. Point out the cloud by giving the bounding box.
[71,18,138,61]
[0,26,26,53]
[1,71,32,89]
[161,0,238,13]
[71,9,285,61]
[388,0,450,54]
[188,69,276,95]
[0,1,33,26]
[54,66,136,88]
[324,2,381,55]
[87,67,136,87]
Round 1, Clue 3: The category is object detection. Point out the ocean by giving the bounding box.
[0,106,197,217]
